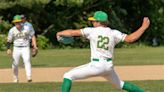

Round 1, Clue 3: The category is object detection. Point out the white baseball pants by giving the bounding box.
[63,59,124,89]
[12,46,31,80]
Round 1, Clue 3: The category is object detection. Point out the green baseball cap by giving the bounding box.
[12,15,22,23]
[88,11,108,22]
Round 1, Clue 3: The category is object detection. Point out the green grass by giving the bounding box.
[0,82,55,92]
[0,80,164,92]
[114,47,164,65]
[0,47,164,68]
[1,47,163,92]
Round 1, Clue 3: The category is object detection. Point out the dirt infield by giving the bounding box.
[0,65,164,83]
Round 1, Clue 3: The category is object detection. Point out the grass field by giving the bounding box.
[0,47,164,92]
[0,47,164,68]
[0,80,164,92]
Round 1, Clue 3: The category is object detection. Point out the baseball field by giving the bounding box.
[0,47,164,92]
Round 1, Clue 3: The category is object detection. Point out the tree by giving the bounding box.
[0,0,163,48]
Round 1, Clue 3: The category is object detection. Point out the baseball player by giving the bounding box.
[20,14,37,48]
[57,11,150,92]
[7,15,37,82]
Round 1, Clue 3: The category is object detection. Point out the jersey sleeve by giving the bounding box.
[29,27,35,37]
[24,25,35,37]
[113,30,127,44]
[28,23,35,32]
[7,29,13,42]
[80,27,93,39]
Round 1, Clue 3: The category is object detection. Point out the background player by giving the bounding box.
[56,11,150,92]
[7,15,37,82]
[21,14,37,49]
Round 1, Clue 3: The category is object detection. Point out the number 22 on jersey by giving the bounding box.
[97,35,109,50]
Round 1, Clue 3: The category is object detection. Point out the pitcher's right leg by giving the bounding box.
[103,68,145,92]
[122,82,145,92]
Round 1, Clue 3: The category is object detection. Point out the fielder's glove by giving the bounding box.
[31,48,38,57]
[58,36,74,44]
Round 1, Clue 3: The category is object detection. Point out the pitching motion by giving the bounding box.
[57,11,150,92]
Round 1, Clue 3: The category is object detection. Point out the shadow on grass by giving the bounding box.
[32,64,49,67]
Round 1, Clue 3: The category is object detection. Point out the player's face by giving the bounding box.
[21,18,26,23]
[91,21,101,27]
[14,22,23,30]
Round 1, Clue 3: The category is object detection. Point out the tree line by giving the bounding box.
[0,0,163,49]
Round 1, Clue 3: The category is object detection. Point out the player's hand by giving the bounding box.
[56,35,61,42]
[31,47,38,57]
[33,46,38,50]
[56,32,61,42]
[141,17,150,30]
[7,49,12,55]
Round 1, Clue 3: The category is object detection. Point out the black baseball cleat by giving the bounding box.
[28,79,32,82]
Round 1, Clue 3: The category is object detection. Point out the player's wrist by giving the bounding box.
[7,42,11,49]
[33,46,38,49]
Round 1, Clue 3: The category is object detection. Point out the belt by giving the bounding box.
[14,46,28,48]
[92,58,112,62]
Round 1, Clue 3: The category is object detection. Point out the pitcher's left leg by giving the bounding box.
[22,47,32,82]
[61,78,72,92]
[61,63,90,92]
[61,62,105,92]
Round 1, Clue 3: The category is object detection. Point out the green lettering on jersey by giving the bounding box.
[97,35,109,50]
[14,32,28,40]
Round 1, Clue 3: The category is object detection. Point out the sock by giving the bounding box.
[61,78,72,92]
[122,82,145,92]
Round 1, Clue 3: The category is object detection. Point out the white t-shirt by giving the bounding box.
[7,25,35,47]
[81,26,127,59]
[24,21,35,32]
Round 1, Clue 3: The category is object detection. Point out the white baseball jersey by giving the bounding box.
[64,27,126,89]
[24,21,35,32]
[7,25,34,47]
[81,26,127,59]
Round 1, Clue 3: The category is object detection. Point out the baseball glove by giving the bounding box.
[58,36,74,44]
[31,48,38,57]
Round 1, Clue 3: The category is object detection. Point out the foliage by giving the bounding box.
[119,0,164,45]
[0,0,163,48]
[0,16,12,34]
[37,35,50,49]
[147,0,164,45]
[0,34,7,51]
[0,34,51,51]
